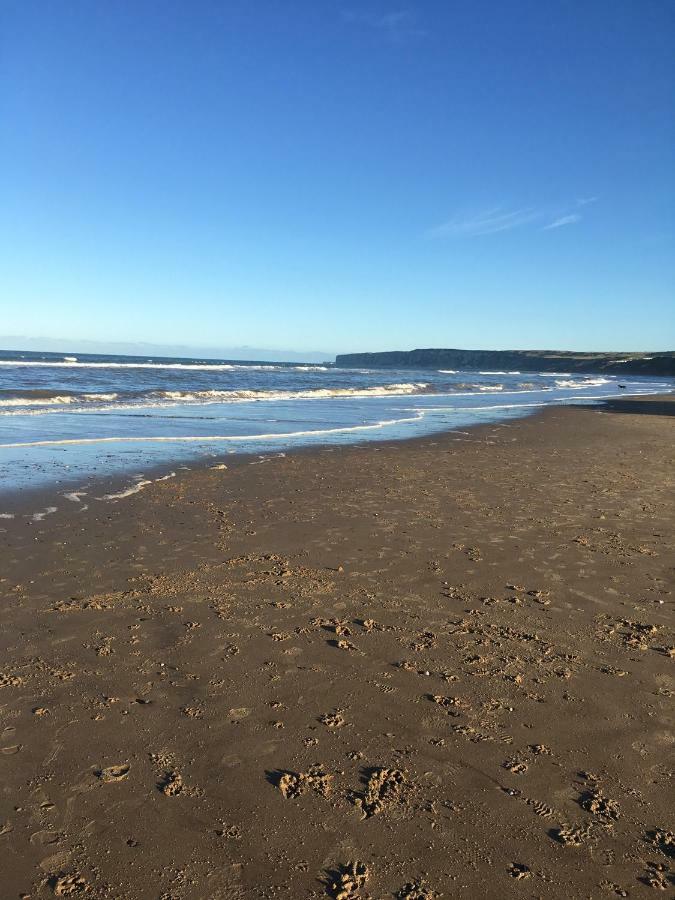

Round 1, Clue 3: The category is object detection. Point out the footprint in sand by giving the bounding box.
[273,765,332,799]
[49,872,89,895]
[331,638,359,652]
[396,881,440,899]
[327,861,368,899]
[353,767,407,819]
[502,759,528,774]
[523,797,556,819]
[95,764,130,783]
[580,790,620,821]
[159,771,183,796]
[507,863,532,879]
[319,711,347,729]
[646,828,674,859]
[641,863,671,890]
[552,822,593,847]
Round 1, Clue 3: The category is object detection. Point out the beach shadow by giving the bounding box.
[587,398,675,417]
[265,769,290,789]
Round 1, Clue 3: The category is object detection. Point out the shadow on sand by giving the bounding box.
[589,396,675,417]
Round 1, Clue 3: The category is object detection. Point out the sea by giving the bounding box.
[0,349,672,509]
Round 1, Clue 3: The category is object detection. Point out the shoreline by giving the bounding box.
[1,391,671,522]
[1,394,673,896]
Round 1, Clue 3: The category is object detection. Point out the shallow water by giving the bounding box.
[0,349,672,501]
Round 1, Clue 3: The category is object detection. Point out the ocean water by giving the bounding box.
[0,349,672,504]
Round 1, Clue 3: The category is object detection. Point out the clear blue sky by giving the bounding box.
[1,0,673,356]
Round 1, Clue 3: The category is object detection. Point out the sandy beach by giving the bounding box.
[1,396,673,899]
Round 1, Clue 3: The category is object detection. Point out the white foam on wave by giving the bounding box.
[479,371,521,375]
[3,379,657,422]
[99,471,176,500]
[554,378,611,388]
[30,506,58,522]
[419,400,551,413]
[407,387,553,401]
[100,479,153,500]
[63,491,88,503]
[0,412,425,450]
[418,388,663,415]
[0,392,119,408]
[419,387,557,402]
[438,369,458,374]
[157,383,428,402]
[0,383,431,415]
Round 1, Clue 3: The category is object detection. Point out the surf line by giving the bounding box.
[418,390,663,414]
[0,413,426,449]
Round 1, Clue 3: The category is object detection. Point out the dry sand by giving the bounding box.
[1,396,673,898]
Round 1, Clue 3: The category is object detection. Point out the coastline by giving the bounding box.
[1,391,672,521]
[1,396,673,897]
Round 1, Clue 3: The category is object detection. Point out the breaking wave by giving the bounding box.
[0,383,431,415]
[554,377,611,388]
[154,383,429,402]
[0,392,119,407]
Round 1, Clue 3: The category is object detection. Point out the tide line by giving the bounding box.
[416,389,665,414]
[0,413,425,449]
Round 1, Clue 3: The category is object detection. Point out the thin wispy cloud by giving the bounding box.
[430,198,596,239]
[428,208,539,238]
[341,8,426,41]
[543,213,582,230]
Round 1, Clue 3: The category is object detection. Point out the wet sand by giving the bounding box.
[1,397,673,898]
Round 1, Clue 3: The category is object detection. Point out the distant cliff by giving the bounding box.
[335,349,675,376]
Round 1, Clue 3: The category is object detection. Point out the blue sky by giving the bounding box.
[1,0,673,356]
